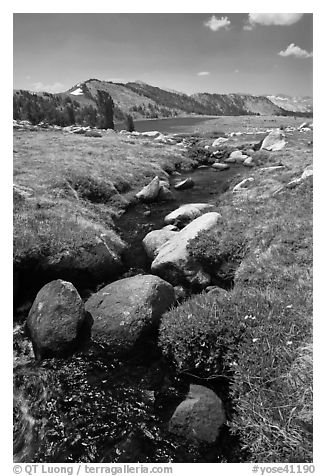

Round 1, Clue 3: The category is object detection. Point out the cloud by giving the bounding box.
[31,81,66,93]
[278,43,313,58]
[197,71,210,76]
[204,15,231,32]
[246,13,304,28]
[234,69,240,73]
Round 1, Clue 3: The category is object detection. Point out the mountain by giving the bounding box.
[13,78,312,128]
[191,92,290,116]
[267,94,313,114]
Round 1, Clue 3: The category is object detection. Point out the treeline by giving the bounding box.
[129,103,179,119]
[13,90,114,129]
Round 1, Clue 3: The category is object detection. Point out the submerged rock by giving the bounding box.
[164,203,215,227]
[169,384,225,443]
[27,280,91,360]
[85,275,175,356]
[151,212,221,288]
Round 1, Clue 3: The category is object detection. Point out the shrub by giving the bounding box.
[66,174,117,204]
[159,292,245,379]
[187,222,249,286]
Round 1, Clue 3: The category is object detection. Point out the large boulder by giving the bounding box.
[164,203,215,227]
[26,280,92,360]
[85,275,175,356]
[261,129,286,151]
[174,178,194,191]
[136,176,160,202]
[142,229,178,260]
[169,385,225,443]
[157,185,173,201]
[151,212,221,288]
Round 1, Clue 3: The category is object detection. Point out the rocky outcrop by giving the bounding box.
[142,229,178,260]
[212,137,228,147]
[26,280,92,359]
[151,212,221,288]
[169,384,225,443]
[164,203,215,227]
[85,275,175,356]
[261,129,286,151]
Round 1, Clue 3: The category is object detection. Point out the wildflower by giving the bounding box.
[252,338,259,343]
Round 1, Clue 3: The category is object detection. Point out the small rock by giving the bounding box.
[84,130,102,138]
[136,176,160,202]
[169,384,225,443]
[233,177,254,192]
[164,203,215,227]
[212,137,228,147]
[174,178,195,191]
[212,163,230,170]
[243,157,255,167]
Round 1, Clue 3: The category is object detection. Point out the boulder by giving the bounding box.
[142,229,178,260]
[174,178,195,191]
[212,163,230,170]
[163,224,179,231]
[261,129,286,151]
[164,203,215,227]
[233,177,254,193]
[169,385,225,443]
[301,168,313,180]
[151,212,221,288]
[212,137,228,147]
[85,275,175,356]
[224,156,236,163]
[136,176,160,202]
[26,280,91,359]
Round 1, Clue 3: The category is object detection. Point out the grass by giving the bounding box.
[13,129,193,269]
[160,127,313,462]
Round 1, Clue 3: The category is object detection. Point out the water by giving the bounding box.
[118,116,219,134]
[116,164,246,272]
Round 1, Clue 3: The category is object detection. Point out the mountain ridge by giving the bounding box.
[13,78,313,128]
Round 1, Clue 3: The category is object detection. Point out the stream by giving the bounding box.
[14,155,249,464]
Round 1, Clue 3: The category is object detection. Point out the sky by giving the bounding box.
[13,13,313,97]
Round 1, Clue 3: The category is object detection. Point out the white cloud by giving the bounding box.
[278,43,313,58]
[31,82,66,93]
[204,15,231,32]
[234,69,240,73]
[197,71,210,76]
[246,13,304,28]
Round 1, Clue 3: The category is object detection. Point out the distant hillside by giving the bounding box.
[267,94,313,115]
[191,92,292,116]
[13,78,312,129]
